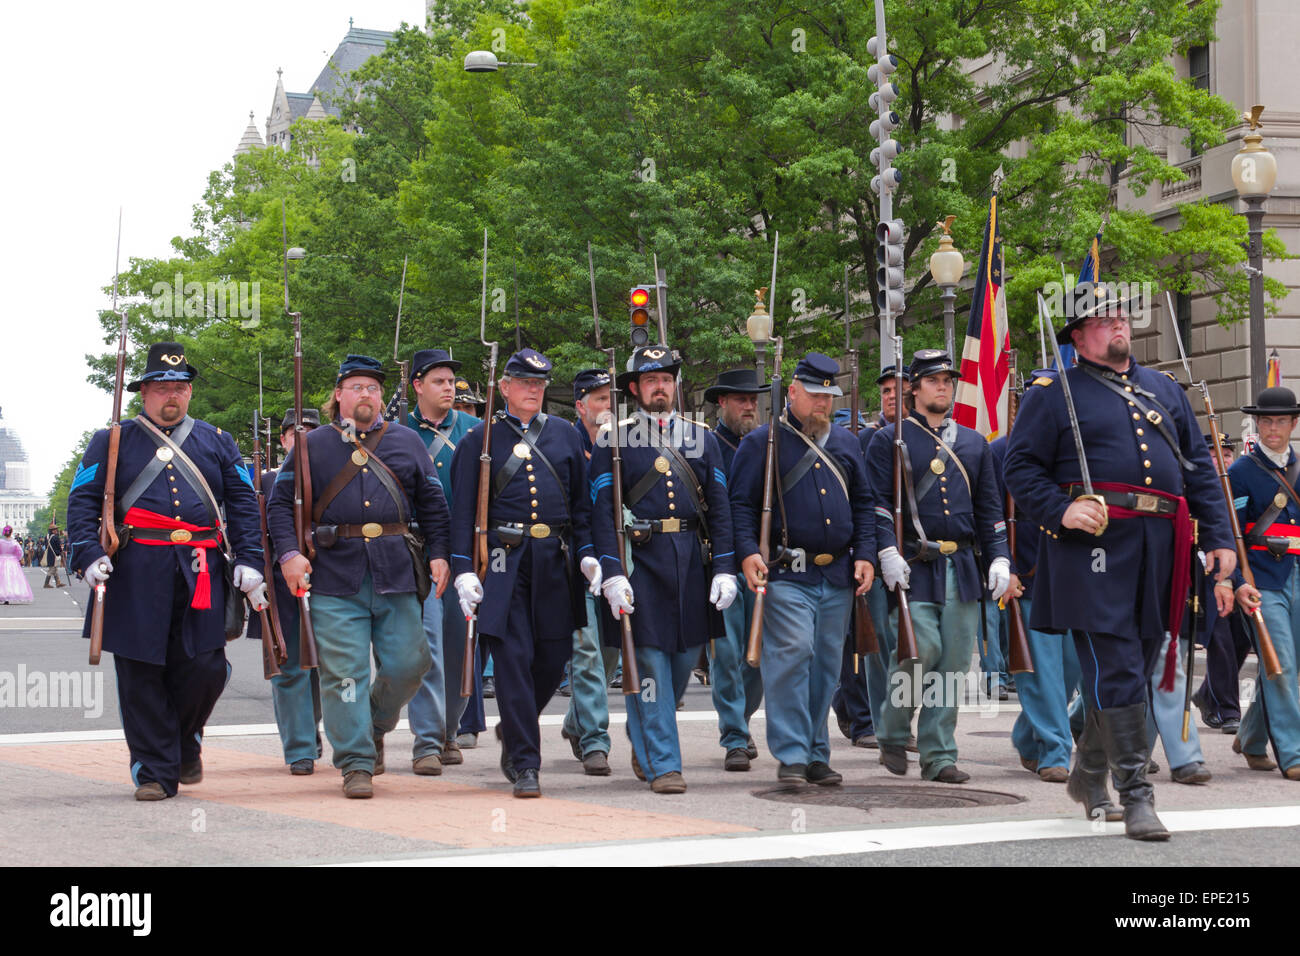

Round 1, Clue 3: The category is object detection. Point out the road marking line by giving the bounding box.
[335,804,1300,867]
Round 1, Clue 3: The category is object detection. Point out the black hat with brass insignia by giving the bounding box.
[617,344,681,391]
[453,377,485,406]
[704,368,765,404]
[908,348,961,381]
[792,352,843,396]
[1242,386,1300,417]
[127,342,199,392]
[504,348,553,381]
[1057,281,1134,345]
[280,408,322,434]
[573,367,612,402]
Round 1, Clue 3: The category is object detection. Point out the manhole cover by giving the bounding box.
[966,731,1012,738]
[753,784,1025,810]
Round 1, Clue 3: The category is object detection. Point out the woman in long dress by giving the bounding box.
[0,525,34,604]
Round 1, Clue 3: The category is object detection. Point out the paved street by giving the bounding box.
[2,567,1296,869]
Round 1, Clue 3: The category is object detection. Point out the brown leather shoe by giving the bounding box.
[441,740,463,766]
[1234,735,1277,771]
[1020,756,1039,774]
[343,770,373,798]
[413,754,443,776]
[631,749,646,781]
[724,748,751,772]
[650,771,687,794]
[179,759,202,785]
[1038,766,1069,783]
[582,751,611,776]
[134,782,168,801]
[1284,765,1300,781]
[290,759,314,775]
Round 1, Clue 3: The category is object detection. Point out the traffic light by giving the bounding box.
[876,219,905,313]
[868,32,906,322]
[629,285,653,347]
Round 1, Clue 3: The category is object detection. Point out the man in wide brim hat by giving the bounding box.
[616,344,682,392]
[127,342,200,391]
[1055,283,1137,345]
[704,368,765,406]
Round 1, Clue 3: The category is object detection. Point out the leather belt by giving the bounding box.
[495,521,571,540]
[777,545,846,567]
[1244,522,1300,558]
[647,517,699,534]
[1067,484,1176,515]
[903,535,972,560]
[335,522,409,539]
[125,526,220,545]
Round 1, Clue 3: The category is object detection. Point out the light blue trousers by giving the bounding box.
[1239,564,1300,771]
[562,591,621,756]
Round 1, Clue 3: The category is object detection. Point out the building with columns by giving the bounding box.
[0,409,46,530]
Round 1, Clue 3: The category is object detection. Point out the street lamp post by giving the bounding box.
[928,216,965,359]
[1230,105,1277,398]
[747,288,773,382]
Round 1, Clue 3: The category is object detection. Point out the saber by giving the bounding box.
[1040,292,1107,535]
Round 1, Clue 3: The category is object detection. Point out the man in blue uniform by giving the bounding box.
[704,368,767,770]
[1003,290,1235,839]
[68,342,267,800]
[450,349,598,798]
[559,367,621,776]
[590,345,736,794]
[1228,387,1300,780]
[247,408,323,774]
[403,348,481,775]
[270,354,451,799]
[732,352,876,785]
[866,350,1010,784]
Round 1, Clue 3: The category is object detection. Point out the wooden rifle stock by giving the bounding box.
[252,413,287,679]
[1002,350,1033,675]
[606,358,641,695]
[746,338,783,667]
[1202,390,1282,678]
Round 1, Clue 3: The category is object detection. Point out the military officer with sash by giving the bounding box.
[247,408,323,774]
[270,354,452,798]
[1229,387,1300,780]
[1003,290,1235,839]
[559,367,621,776]
[866,349,1010,784]
[731,353,875,785]
[590,345,737,794]
[402,348,482,775]
[450,348,598,798]
[68,342,268,800]
[704,368,767,769]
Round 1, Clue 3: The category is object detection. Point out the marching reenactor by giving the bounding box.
[450,348,598,798]
[1003,289,1235,839]
[704,368,767,769]
[247,408,323,774]
[453,377,487,418]
[67,342,268,800]
[559,367,620,775]
[1228,387,1300,780]
[42,523,66,588]
[403,348,481,775]
[590,345,737,794]
[867,349,1010,784]
[732,352,876,785]
[269,354,452,798]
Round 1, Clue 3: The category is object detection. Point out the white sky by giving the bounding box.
[2,0,424,493]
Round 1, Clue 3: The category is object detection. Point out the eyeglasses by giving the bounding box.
[1085,314,1130,329]
[342,384,383,395]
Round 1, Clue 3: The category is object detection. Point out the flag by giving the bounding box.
[954,192,1010,438]
[1055,228,1104,371]
[1268,349,1281,388]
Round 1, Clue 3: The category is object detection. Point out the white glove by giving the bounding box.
[455,572,484,621]
[232,565,265,593]
[988,556,1011,601]
[247,582,271,612]
[85,557,113,587]
[879,546,911,591]
[709,573,738,610]
[580,556,603,596]
[602,574,635,617]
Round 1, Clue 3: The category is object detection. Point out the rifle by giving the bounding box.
[393,254,410,424]
[590,241,641,695]
[746,333,785,666]
[89,209,127,667]
[283,202,318,671]
[1183,519,1201,742]
[1002,349,1034,674]
[1163,292,1281,679]
[462,229,497,698]
[252,409,288,679]
[844,279,879,660]
[891,335,920,666]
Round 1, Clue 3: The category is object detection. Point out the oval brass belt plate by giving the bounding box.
[938,540,958,555]
[529,523,551,538]
[361,522,384,538]
[170,529,192,543]
[813,552,834,566]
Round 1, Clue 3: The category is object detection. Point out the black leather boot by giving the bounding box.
[1067,706,1123,823]
[1097,702,1170,841]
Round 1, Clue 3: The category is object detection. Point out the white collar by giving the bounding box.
[1261,443,1292,469]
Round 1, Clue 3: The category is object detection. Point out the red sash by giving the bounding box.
[1089,482,1192,693]
[123,507,221,610]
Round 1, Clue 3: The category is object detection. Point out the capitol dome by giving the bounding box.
[0,407,43,528]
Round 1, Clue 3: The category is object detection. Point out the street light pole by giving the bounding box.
[1245,195,1267,397]
[928,216,964,361]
